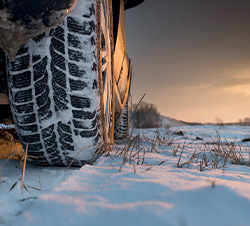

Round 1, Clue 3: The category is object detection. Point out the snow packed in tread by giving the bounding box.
[7,0,102,166]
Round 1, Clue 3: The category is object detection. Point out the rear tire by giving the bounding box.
[114,97,130,140]
[7,0,114,166]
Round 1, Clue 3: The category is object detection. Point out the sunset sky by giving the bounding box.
[125,0,250,123]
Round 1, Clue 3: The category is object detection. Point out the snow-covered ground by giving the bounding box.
[161,115,186,127]
[1,125,250,226]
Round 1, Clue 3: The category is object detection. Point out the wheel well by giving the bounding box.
[0,48,8,95]
[0,48,12,123]
[124,0,144,10]
[112,0,120,48]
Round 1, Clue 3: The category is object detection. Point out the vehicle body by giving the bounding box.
[0,0,143,166]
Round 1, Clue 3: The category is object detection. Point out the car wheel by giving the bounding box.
[7,0,114,166]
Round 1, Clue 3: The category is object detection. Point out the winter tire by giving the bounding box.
[114,97,130,140]
[7,0,114,166]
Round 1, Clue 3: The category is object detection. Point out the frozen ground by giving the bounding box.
[1,125,250,226]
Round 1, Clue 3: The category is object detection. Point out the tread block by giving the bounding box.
[34,71,48,96]
[16,45,29,55]
[46,144,59,154]
[14,102,33,114]
[70,96,90,109]
[15,113,36,124]
[51,37,65,54]
[44,133,56,148]
[42,125,55,138]
[58,126,73,143]
[53,25,65,42]
[13,89,32,103]
[11,71,31,88]
[20,134,40,143]
[17,124,38,133]
[40,110,53,121]
[68,34,82,48]
[68,49,86,62]
[80,128,97,138]
[68,63,86,77]
[32,54,41,63]
[38,98,51,118]
[65,156,79,166]
[32,160,49,166]
[9,54,30,71]
[27,151,45,157]
[34,56,47,81]
[52,80,67,100]
[90,36,95,46]
[69,78,87,91]
[47,151,60,159]
[36,86,49,107]
[58,121,71,134]
[73,129,79,136]
[92,62,97,72]
[72,110,96,119]
[73,120,87,129]
[60,138,74,151]
[67,17,95,35]
[54,96,68,111]
[73,119,95,129]
[92,79,98,89]
[36,156,48,161]
[51,62,67,87]
[28,143,43,151]
[50,45,66,70]
[114,102,129,139]
[50,157,64,165]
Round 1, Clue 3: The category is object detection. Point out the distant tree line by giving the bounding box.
[131,101,162,128]
[239,117,250,126]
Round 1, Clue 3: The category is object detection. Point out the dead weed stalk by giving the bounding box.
[176,132,250,171]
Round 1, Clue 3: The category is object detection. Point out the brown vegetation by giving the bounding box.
[131,101,162,128]
[0,129,24,160]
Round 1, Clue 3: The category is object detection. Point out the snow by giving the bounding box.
[0,124,15,130]
[161,115,186,127]
[1,125,250,226]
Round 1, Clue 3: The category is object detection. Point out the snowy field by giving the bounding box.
[1,125,250,226]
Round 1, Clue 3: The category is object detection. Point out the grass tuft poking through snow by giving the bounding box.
[114,127,250,173]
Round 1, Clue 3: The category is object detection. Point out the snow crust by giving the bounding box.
[1,125,250,226]
[0,124,15,130]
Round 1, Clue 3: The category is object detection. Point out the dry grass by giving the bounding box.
[113,128,250,172]
[0,129,24,160]
[0,141,24,160]
[8,149,42,193]
[20,145,28,192]
[115,128,177,171]
[0,139,41,192]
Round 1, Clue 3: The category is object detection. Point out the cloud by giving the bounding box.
[232,68,250,79]
[225,84,250,96]
[166,83,212,91]
[190,84,212,90]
